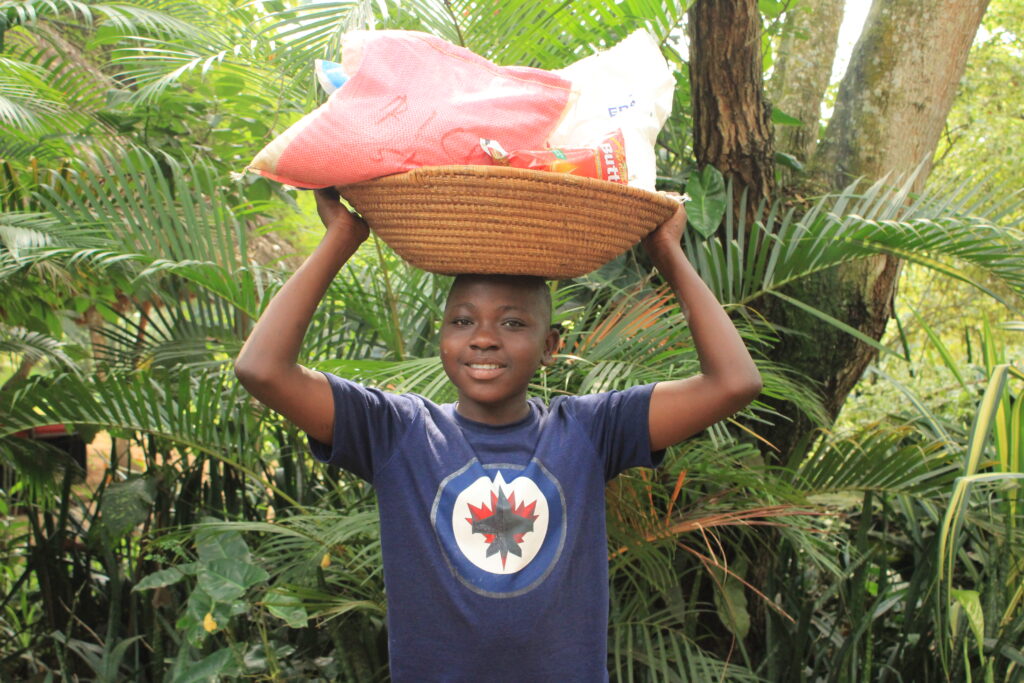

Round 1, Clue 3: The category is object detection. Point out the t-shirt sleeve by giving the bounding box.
[306,372,414,482]
[569,382,665,480]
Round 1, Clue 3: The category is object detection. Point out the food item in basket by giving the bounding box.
[480,131,628,184]
[548,29,674,192]
[314,59,350,95]
[247,30,572,189]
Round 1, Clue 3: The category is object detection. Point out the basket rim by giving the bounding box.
[335,165,682,279]
[338,164,683,209]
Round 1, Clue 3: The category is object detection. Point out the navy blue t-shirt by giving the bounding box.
[309,373,661,682]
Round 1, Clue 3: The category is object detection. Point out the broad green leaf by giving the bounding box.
[179,587,224,643]
[771,106,803,126]
[133,563,198,592]
[710,562,750,639]
[264,589,309,629]
[758,0,786,19]
[179,584,250,645]
[774,151,804,172]
[198,558,269,601]
[89,476,156,549]
[196,523,252,564]
[950,588,984,656]
[684,165,727,238]
[171,647,236,683]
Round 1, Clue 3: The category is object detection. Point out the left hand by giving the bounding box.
[642,197,687,257]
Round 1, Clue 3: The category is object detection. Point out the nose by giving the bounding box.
[469,321,500,350]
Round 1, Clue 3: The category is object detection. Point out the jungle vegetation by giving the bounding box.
[1,0,1022,680]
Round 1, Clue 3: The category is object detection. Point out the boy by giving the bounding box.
[234,188,761,680]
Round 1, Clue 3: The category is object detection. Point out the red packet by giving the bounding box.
[480,130,628,184]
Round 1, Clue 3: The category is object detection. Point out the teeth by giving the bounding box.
[469,364,502,369]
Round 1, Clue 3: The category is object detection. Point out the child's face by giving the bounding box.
[440,276,559,425]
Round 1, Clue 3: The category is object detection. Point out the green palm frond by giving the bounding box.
[0,149,263,332]
[439,0,693,66]
[261,0,383,58]
[0,367,270,473]
[794,424,959,500]
[608,596,761,681]
[0,57,70,133]
[104,0,347,110]
[0,0,94,30]
[0,0,205,34]
[35,147,250,272]
[312,248,449,361]
[90,292,243,370]
[112,37,287,106]
[88,1,202,35]
[51,150,241,265]
[752,358,830,432]
[316,355,456,403]
[2,22,124,146]
[0,324,80,371]
[0,211,63,250]
[686,176,1024,318]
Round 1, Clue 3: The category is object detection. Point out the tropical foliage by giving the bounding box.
[1,0,1021,681]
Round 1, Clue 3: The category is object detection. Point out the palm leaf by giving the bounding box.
[794,424,958,500]
[0,324,79,372]
[0,367,293,500]
[684,176,1024,341]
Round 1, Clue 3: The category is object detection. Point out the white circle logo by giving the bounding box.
[431,461,567,597]
[451,471,549,574]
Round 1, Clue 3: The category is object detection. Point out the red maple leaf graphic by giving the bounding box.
[465,487,541,567]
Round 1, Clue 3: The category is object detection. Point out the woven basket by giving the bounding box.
[337,165,680,279]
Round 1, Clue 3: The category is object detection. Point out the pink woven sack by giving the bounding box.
[248,31,573,188]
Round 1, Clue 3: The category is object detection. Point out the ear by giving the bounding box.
[541,326,560,366]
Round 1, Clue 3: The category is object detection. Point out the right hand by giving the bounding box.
[642,199,687,260]
[314,188,370,242]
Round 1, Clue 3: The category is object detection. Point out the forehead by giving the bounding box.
[445,276,549,315]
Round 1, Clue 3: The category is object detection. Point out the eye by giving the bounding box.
[450,317,473,327]
[502,318,527,328]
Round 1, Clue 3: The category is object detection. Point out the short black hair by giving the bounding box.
[445,274,552,323]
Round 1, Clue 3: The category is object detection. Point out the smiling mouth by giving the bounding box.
[467,363,505,370]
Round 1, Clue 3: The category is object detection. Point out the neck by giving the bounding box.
[454,396,531,425]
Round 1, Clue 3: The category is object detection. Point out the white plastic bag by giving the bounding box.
[548,30,675,191]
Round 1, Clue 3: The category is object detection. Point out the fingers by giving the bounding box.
[314,187,341,208]
[660,203,687,232]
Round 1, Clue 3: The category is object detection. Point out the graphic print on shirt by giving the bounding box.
[454,470,546,574]
[431,461,567,598]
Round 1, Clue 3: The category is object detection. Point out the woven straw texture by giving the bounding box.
[338,166,680,279]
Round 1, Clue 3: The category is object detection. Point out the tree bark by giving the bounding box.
[688,0,775,209]
[763,0,990,456]
[810,0,990,190]
[768,0,845,186]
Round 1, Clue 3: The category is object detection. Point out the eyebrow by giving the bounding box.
[447,303,532,315]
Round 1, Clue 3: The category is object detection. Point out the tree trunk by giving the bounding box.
[763,0,990,456]
[768,0,845,186]
[811,0,989,190]
[688,0,775,209]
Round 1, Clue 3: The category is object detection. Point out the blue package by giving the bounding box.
[315,59,349,95]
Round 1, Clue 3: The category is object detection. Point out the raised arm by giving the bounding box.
[643,202,762,451]
[234,189,369,444]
